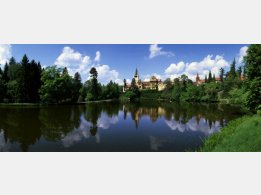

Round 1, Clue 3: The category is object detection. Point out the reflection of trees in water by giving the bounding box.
[123,101,242,130]
[0,107,42,151]
[62,112,119,147]
[90,126,97,136]
[84,103,102,136]
[0,103,121,151]
[0,105,83,151]
[101,101,121,117]
[39,105,83,141]
[84,102,121,136]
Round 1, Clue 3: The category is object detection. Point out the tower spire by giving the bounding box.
[196,72,200,82]
[135,68,138,76]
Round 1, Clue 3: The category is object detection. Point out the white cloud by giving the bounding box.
[149,44,174,59]
[165,61,186,75]
[237,46,248,64]
[186,55,229,75]
[95,64,121,84]
[164,54,230,81]
[0,44,11,67]
[55,47,123,84]
[115,79,123,85]
[143,73,164,82]
[55,46,91,80]
[94,51,101,62]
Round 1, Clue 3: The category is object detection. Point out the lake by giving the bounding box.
[0,101,243,152]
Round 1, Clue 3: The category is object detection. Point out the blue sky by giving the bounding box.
[0,44,249,84]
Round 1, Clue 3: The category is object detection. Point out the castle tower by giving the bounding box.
[196,72,200,83]
[134,68,139,84]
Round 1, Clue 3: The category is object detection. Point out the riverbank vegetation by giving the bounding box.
[199,44,261,151]
[200,114,261,152]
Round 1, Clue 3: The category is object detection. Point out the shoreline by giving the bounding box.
[200,114,261,152]
[0,98,246,107]
[0,99,118,107]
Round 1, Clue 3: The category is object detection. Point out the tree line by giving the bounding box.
[0,55,42,103]
[0,55,121,104]
[160,44,260,112]
[122,44,260,112]
[161,61,245,103]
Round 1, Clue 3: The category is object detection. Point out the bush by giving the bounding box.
[140,90,161,99]
[246,78,261,111]
[85,93,94,101]
[124,91,136,101]
[228,88,248,105]
[257,110,261,116]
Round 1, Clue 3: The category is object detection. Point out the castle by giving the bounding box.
[194,72,221,86]
[123,70,244,92]
[123,69,166,92]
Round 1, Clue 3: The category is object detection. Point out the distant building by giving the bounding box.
[194,72,221,86]
[194,73,205,86]
[123,68,166,92]
[124,70,241,92]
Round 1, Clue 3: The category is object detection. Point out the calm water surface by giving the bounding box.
[0,101,243,152]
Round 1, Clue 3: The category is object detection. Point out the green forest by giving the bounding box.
[0,44,260,113]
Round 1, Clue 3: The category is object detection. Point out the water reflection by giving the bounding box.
[0,130,11,151]
[62,114,119,147]
[165,117,221,135]
[0,101,243,151]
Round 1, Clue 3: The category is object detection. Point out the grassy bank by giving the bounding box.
[200,115,261,152]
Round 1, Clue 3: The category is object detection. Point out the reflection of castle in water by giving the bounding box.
[123,105,166,127]
[123,103,227,135]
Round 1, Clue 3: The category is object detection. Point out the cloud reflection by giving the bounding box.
[165,117,220,135]
[62,114,118,147]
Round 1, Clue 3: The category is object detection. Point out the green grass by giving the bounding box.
[200,115,261,152]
